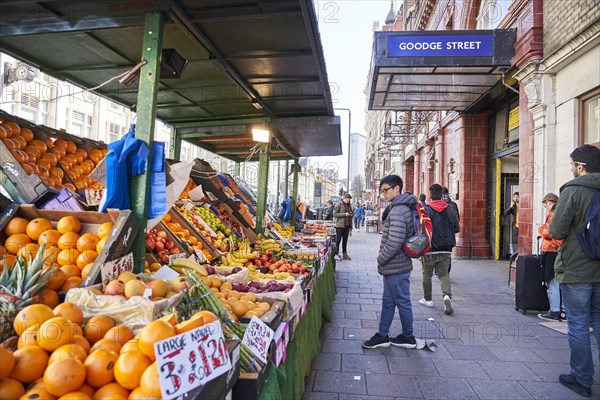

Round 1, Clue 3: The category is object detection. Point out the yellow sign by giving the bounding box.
[508,106,519,131]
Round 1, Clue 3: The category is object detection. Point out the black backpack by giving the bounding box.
[426,206,458,251]
[577,188,600,260]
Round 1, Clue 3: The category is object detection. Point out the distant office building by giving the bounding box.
[349,132,367,197]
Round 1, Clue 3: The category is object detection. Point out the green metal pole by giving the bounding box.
[234,162,241,177]
[291,159,299,225]
[130,12,163,273]
[255,143,270,234]
[170,125,181,160]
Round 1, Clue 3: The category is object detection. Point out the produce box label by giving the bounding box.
[155,320,231,400]
[242,316,274,364]
[194,249,207,263]
[101,252,133,286]
[168,252,187,263]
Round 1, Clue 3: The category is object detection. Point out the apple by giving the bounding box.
[104,280,125,295]
[155,241,165,251]
[160,255,170,264]
[171,276,189,292]
[157,231,167,239]
[169,247,180,255]
[164,240,174,250]
[146,238,156,250]
[261,255,269,263]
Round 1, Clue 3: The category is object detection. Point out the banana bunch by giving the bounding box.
[273,223,294,237]
[169,258,209,276]
[229,239,258,261]
[225,253,246,267]
[260,239,282,252]
[249,271,295,282]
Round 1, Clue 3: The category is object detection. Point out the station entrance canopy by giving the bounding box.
[368,30,516,112]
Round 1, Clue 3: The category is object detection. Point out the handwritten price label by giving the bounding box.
[155,320,231,400]
[242,317,274,364]
[194,249,207,263]
[101,253,133,286]
[168,252,187,264]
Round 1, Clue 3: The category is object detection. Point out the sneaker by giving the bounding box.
[560,311,568,321]
[538,311,560,321]
[362,333,390,349]
[443,295,454,315]
[390,334,417,349]
[559,373,591,397]
[418,298,433,308]
[343,253,351,260]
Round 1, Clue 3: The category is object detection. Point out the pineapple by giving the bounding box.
[0,244,57,342]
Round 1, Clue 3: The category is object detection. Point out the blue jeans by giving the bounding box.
[547,279,562,312]
[379,272,414,337]
[561,283,600,387]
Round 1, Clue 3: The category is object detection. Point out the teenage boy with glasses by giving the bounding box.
[362,175,417,349]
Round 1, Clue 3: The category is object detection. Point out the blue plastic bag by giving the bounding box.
[148,141,166,219]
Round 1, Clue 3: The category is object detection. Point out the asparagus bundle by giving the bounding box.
[174,270,265,373]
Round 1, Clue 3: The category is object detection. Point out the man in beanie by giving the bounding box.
[549,144,600,397]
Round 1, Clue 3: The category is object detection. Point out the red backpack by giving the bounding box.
[402,204,433,258]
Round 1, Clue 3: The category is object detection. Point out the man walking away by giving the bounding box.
[333,193,354,260]
[362,175,417,349]
[354,203,365,231]
[419,184,460,315]
[549,144,600,398]
[442,187,459,274]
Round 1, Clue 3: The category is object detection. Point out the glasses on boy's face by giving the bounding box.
[380,186,395,195]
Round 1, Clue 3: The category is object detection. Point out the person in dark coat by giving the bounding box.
[323,200,334,220]
[333,194,354,260]
[362,175,417,349]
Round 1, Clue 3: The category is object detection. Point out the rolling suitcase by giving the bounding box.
[515,237,549,314]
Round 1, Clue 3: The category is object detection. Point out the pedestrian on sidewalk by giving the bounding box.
[418,193,427,208]
[442,187,459,275]
[353,203,365,231]
[362,175,417,349]
[549,144,600,398]
[419,184,460,315]
[537,192,565,322]
[333,193,354,260]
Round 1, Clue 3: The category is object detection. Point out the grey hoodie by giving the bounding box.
[377,193,417,275]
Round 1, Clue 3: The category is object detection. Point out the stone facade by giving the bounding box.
[544,0,600,55]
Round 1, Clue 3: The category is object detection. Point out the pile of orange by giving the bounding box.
[0,303,218,399]
[202,276,271,322]
[2,216,114,287]
[0,118,106,191]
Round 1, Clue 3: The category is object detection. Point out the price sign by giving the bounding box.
[242,317,274,364]
[168,252,187,264]
[101,253,133,286]
[155,320,231,400]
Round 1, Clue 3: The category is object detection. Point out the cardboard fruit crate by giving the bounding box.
[5,205,139,287]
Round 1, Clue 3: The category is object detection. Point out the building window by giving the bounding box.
[108,122,122,143]
[19,93,39,123]
[86,115,93,138]
[71,110,84,137]
[476,0,512,29]
[581,89,600,146]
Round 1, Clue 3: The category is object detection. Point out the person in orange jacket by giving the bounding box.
[538,193,565,321]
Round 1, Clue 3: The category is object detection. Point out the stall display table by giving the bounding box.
[255,253,337,400]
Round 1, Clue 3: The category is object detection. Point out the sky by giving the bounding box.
[312,0,394,181]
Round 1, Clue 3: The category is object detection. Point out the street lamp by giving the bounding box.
[334,108,351,194]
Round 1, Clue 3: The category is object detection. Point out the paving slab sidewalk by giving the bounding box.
[301,230,600,400]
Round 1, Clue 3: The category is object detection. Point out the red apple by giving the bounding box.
[164,240,174,250]
[146,238,156,250]
[155,241,165,251]
[169,247,180,255]
[157,231,167,239]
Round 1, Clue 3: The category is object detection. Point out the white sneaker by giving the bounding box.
[443,295,454,315]
[418,298,433,308]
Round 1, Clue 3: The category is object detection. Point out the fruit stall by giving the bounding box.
[0,1,343,399]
